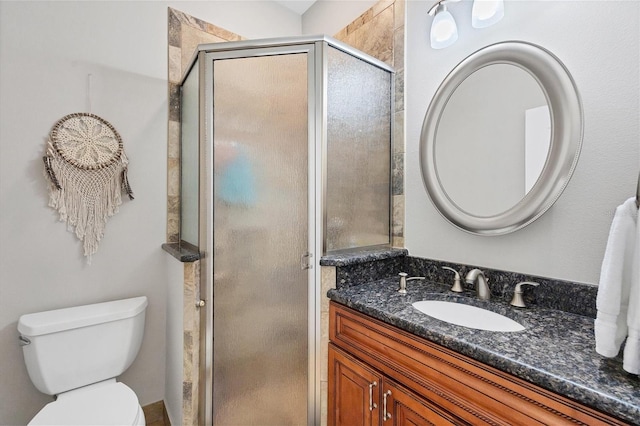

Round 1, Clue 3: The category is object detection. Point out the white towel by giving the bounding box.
[595,197,638,359]
[622,202,640,374]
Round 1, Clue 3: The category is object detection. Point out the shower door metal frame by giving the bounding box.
[187,35,396,426]
[198,41,320,426]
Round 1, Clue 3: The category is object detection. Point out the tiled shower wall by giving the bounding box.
[166,2,405,424]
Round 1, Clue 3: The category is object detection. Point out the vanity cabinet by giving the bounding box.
[328,346,381,426]
[328,302,627,426]
[329,345,460,425]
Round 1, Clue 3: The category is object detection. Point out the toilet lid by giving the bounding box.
[29,382,141,425]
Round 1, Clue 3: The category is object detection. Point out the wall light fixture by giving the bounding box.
[428,1,459,49]
[472,0,505,28]
[428,0,505,49]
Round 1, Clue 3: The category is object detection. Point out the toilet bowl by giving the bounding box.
[18,297,148,426]
[29,380,144,426]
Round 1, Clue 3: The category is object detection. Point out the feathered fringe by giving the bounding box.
[122,169,134,200]
[43,156,61,190]
[120,150,134,200]
[44,146,131,263]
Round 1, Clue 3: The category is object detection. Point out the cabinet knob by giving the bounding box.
[196,299,206,308]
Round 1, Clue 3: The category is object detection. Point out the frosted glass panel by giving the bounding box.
[180,59,199,246]
[212,53,308,425]
[326,47,392,252]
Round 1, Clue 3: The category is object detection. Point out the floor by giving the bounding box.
[143,401,170,426]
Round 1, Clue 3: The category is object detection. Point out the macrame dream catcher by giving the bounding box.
[43,113,134,260]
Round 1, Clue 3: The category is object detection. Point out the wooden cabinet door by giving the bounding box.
[381,379,466,426]
[329,344,382,426]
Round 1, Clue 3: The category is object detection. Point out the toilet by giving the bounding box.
[17,296,148,426]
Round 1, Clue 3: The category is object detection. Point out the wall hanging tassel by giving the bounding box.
[43,112,134,262]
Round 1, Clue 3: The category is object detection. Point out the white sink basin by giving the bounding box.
[412,300,525,332]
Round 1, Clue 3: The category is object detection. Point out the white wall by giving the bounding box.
[406,0,639,284]
[0,1,299,425]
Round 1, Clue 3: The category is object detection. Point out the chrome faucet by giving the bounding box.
[465,269,491,301]
[398,272,425,295]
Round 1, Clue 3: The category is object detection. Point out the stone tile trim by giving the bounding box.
[392,195,404,238]
[392,152,404,196]
[182,261,201,426]
[334,0,394,40]
[168,9,181,49]
[320,266,337,376]
[320,265,336,426]
[169,8,242,49]
[166,8,243,243]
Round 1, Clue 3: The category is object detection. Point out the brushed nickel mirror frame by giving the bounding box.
[420,41,583,235]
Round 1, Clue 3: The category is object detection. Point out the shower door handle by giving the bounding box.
[301,252,313,270]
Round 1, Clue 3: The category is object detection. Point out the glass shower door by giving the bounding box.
[211,52,309,425]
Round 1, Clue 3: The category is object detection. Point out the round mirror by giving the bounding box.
[420,41,583,235]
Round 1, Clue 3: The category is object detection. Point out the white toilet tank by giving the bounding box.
[18,296,147,395]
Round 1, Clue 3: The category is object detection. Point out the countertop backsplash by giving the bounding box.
[321,248,598,318]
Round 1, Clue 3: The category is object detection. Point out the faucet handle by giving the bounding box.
[510,281,540,308]
[442,267,463,293]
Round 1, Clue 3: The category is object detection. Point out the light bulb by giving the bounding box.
[472,0,504,28]
[431,8,458,49]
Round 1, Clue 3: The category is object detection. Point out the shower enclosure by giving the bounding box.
[179,36,393,425]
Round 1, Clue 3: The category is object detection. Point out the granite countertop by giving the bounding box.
[328,277,640,425]
[161,241,200,262]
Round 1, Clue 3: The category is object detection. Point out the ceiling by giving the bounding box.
[273,0,318,15]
